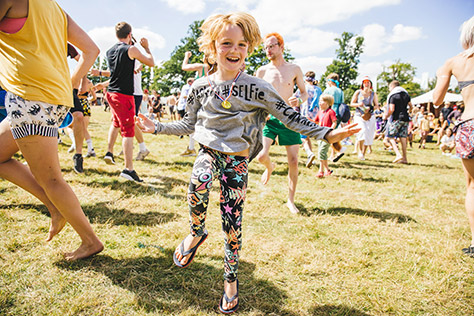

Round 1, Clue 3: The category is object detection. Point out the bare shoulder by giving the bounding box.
[255,64,270,78]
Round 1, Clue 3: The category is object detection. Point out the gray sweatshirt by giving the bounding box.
[155,72,331,161]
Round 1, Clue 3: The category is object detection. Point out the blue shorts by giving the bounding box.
[0,89,6,122]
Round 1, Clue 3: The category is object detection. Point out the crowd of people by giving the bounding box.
[0,1,473,313]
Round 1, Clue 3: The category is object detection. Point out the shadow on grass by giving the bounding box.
[299,205,416,223]
[406,162,456,169]
[55,253,298,315]
[309,304,371,316]
[143,159,194,169]
[338,174,390,183]
[1,202,178,227]
[1,203,48,214]
[82,202,178,226]
[72,174,188,199]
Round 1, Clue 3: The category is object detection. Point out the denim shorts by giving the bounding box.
[5,92,69,139]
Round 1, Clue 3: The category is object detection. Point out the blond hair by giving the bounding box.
[321,94,334,107]
[460,16,474,57]
[197,12,262,72]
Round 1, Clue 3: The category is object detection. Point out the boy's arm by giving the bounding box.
[263,82,360,142]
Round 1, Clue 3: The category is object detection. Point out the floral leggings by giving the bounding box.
[187,146,248,282]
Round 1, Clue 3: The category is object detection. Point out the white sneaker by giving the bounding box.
[305,153,315,168]
[85,148,96,157]
[180,148,196,157]
[135,149,150,161]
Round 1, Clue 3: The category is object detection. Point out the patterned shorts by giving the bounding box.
[5,92,69,139]
[80,98,91,117]
[386,120,409,138]
[454,119,474,159]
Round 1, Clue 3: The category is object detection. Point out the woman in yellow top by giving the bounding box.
[0,0,103,260]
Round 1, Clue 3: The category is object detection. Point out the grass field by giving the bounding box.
[1,106,473,316]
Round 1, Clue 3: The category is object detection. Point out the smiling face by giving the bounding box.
[214,23,249,80]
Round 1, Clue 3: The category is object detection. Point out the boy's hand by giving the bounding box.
[324,123,360,143]
[135,113,156,134]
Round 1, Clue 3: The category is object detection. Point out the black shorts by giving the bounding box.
[70,89,85,114]
[134,95,142,116]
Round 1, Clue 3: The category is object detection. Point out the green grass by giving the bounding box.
[1,106,473,315]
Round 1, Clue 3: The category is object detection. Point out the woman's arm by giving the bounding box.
[66,13,100,89]
[433,58,454,106]
[350,90,362,108]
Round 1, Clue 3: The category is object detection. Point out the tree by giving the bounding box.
[151,20,204,95]
[427,77,437,91]
[376,60,422,102]
[141,65,152,91]
[320,32,364,103]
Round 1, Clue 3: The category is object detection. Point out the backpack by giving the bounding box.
[338,103,351,123]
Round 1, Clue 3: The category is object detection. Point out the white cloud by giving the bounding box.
[357,61,385,86]
[161,0,206,14]
[285,28,338,55]
[223,0,401,34]
[389,24,423,43]
[362,24,393,57]
[88,26,166,60]
[362,23,423,56]
[294,56,334,78]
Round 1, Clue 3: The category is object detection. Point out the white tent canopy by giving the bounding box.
[411,90,463,105]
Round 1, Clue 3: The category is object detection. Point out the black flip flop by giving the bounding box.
[462,245,474,256]
[173,230,208,268]
[219,279,239,314]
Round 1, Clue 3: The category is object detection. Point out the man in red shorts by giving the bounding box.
[105,22,154,182]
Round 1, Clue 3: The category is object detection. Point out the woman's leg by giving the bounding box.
[16,135,103,260]
[0,120,66,241]
[461,159,474,246]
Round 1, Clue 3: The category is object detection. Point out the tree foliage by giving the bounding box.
[376,60,422,103]
[151,20,204,95]
[320,32,364,103]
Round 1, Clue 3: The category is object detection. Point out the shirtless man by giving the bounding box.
[166,92,178,121]
[256,32,308,214]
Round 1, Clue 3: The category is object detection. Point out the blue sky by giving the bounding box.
[58,0,473,89]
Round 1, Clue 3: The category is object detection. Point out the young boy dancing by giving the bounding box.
[136,12,360,313]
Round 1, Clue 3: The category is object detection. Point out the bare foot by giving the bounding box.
[286,200,300,214]
[221,280,238,312]
[63,241,104,261]
[174,234,202,266]
[260,163,275,185]
[46,210,66,242]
